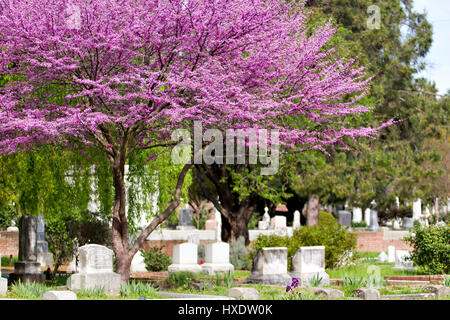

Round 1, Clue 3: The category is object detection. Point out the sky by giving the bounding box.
[413,0,450,95]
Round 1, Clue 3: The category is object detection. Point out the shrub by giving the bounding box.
[351,221,367,228]
[230,236,251,270]
[141,247,172,272]
[251,211,357,269]
[405,224,450,274]
[165,271,200,288]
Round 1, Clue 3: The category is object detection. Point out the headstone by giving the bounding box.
[293,210,301,229]
[313,288,344,299]
[412,199,422,220]
[43,290,77,300]
[67,244,122,295]
[364,208,371,226]
[201,242,234,275]
[258,207,270,230]
[377,252,388,262]
[246,247,291,285]
[393,250,415,270]
[366,210,379,231]
[392,219,401,230]
[130,250,147,273]
[0,254,8,295]
[36,215,53,267]
[352,288,380,300]
[9,215,45,284]
[402,217,414,229]
[290,246,330,287]
[227,287,259,300]
[387,245,395,263]
[337,210,351,227]
[270,215,287,229]
[176,206,195,230]
[352,207,362,223]
[168,242,202,273]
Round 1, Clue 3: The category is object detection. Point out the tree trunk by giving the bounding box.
[306,193,319,226]
[110,153,132,282]
[221,210,252,245]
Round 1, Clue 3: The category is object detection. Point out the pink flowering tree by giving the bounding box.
[0,0,390,280]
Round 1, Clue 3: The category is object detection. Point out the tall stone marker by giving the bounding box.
[36,215,53,267]
[67,244,122,295]
[366,210,379,231]
[246,247,291,285]
[201,242,234,275]
[177,206,195,230]
[290,246,330,287]
[168,242,202,273]
[293,210,301,230]
[9,215,45,284]
[352,208,362,223]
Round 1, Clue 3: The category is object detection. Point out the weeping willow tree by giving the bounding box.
[0,145,191,272]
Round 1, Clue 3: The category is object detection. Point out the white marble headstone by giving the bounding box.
[78,244,114,274]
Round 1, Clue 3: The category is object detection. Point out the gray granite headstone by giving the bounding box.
[366,210,379,231]
[402,217,414,229]
[9,215,45,284]
[338,211,352,227]
[179,208,194,226]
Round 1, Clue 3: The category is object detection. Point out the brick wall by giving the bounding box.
[352,231,413,252]
[0,231,19,257]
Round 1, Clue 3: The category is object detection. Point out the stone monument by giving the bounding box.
[168,242,202,273]
[338,210,351,227]
[402,217,414,229]
[387,245,396,263]
[201,242,234,275]
[67,244,122,295]
[364,208,371,226]
[290,246,330,287]
[176,205,195,230]
[9,215,45,284]
[36,215,53,267]
[258,207,270,230]
[246,247,291,285]
[270,216,287,229]
[293,210,301,230]
[366,210,379,231]
[352,207,362,223]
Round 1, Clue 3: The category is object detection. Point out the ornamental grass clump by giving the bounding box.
[10,280,47,299]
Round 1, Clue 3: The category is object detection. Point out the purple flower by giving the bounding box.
[286,285,292,292]
[291,277,299,287]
